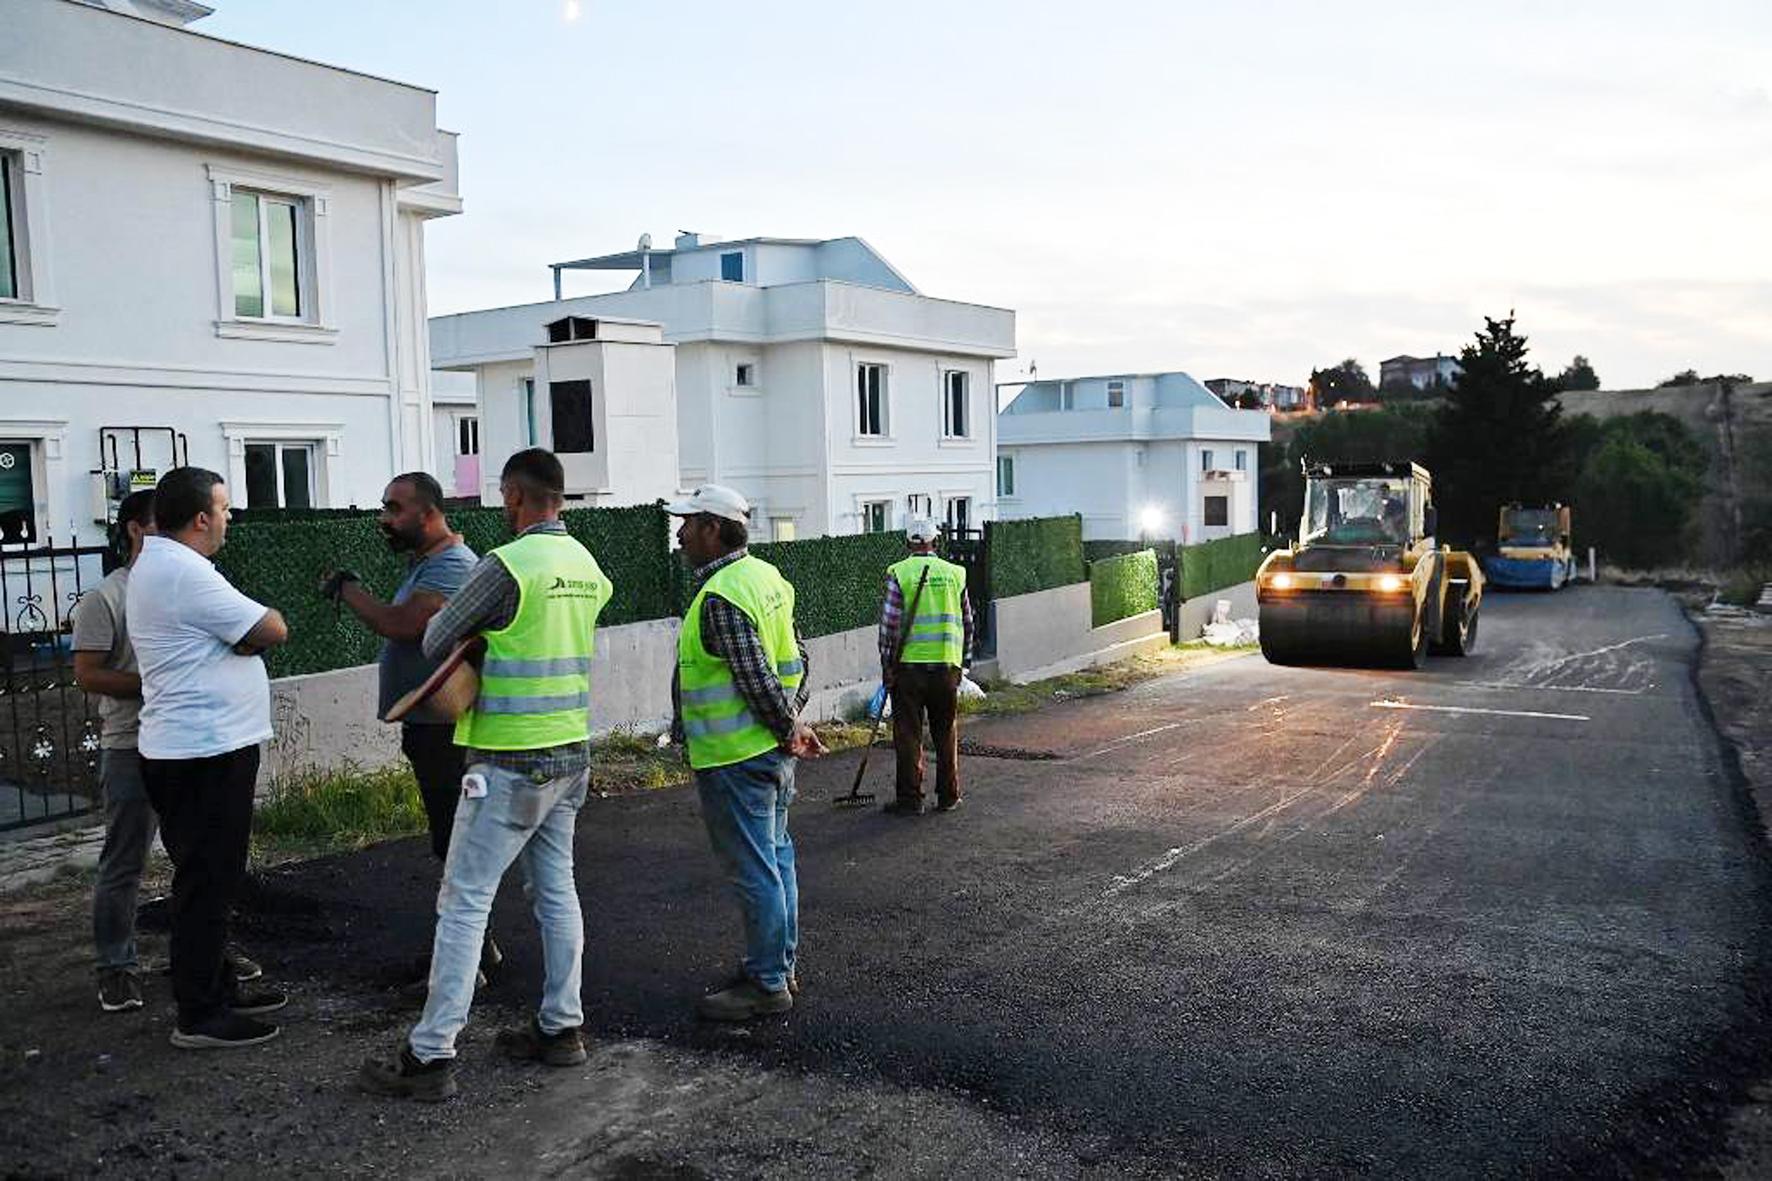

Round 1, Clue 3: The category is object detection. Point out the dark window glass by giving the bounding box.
[1107,381,1125,408]
[243,443,277,508]
[0,158,16,301]
[0,440,36,543]
[551,379,595,452]
[280,446,312,509]
[1205,496,1229,527]
[720,251,744,282]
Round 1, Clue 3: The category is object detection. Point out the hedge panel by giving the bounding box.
[1089,548,1159,627]
[989,515,1086,599]
[1177,532,1267,601]
[213,503,675,678]
[750,531,908,639]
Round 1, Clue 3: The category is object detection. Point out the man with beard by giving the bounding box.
[321,473,490,983]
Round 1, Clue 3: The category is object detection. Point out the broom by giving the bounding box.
[834,565,929,807]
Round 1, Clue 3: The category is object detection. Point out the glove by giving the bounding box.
[319,568,361,603]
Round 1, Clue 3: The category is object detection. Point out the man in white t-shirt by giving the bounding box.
[127,467,290,1051]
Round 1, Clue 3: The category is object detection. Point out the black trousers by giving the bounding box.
[401,724,467,861]
[141,745,259,1027]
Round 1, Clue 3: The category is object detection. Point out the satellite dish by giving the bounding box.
[638,233,652,251]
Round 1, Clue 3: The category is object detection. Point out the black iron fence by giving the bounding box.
[1,537,108,833]
[942,525,994,658]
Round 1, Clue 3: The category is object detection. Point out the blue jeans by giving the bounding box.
[695,750,798,993]
[409,762,588,1062]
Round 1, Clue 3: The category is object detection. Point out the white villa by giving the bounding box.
[430,232,1017,539]
[0,0,460,542]
[997,372,1271,543]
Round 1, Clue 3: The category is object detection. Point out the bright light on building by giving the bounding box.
[1139,505,1163,534]
[563,0,582,21]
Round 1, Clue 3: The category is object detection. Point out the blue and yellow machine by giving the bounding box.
[1483,504,1577,590]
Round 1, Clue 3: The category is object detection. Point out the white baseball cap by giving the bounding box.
[907,516,941,543]
[665,483,751,524]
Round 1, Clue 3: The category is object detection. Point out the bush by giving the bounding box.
[255,762,426,848]
[214,503,676,677]
[751,530,909,638]
[1178,532,1267,601]
[990,515,1086,598]
[1089,549,1159,627]
[1572,413,1707,568]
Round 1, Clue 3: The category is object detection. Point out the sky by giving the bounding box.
[199,0,1772,391]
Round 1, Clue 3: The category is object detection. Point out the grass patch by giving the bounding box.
[254,762,427,862]
[959,642,1256,717]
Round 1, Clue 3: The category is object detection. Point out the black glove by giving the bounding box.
[319,568,361,603]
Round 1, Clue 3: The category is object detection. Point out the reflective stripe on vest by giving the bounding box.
[678,554,802,771]
[889,554,967,667]
[455,532,612,752]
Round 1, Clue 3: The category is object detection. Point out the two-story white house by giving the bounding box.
[0,0,460,543]
[429,233,1017,539]
[997,372,1271,543]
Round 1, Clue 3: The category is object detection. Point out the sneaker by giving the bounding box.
[229,987,288,1016]
[495,1017,588,1067]
[697,978,793,1022]
[98,969,144,1013]
[731,963,798,997]
[881,799,924,816]
[170,1012,280,1050]
[357,1044,457,1102]
[935,797,963,813]
[225,946,263,983]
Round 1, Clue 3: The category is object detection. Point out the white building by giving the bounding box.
[0,0,460,543]
[430,233,1016,539]
[997,372,1271,543]
[1379,353,1461,392]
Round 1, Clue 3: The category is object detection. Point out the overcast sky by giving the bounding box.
[202,0,1770,390]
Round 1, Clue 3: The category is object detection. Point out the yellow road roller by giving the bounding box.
[1257,461,1483,668]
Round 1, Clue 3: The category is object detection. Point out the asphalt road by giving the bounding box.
[6,584,1765,1177]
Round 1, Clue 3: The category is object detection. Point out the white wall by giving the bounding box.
[1000,436,1259,543]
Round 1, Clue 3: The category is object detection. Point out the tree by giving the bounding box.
[1660,369,1701,388]
[1425,314,1573,545]
[1659,369,1753,388]
[1574,416,1705,567]
[1308,359,1375,406]
[1558,355,1600,391]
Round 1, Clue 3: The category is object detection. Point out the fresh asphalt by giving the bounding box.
[277,585,1772,1176]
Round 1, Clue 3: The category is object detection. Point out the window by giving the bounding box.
[857,364,888,437]
[946,497,972,532]
[550,379,595,453]
[720,251,744,282]
[456,415,480,457]
[520,378,537,446]
[1204,495,1229,527]
[735,363,755,388]
[997,455,1015,497]
[1059,382,1075,410]
[907,493,932,518]
[1234,449,1247,472]
[0,154,17,302]
[1201,449,1215,472]
[943,370,971,438]
[231,190,303,319]
[0,440,37,543]
[861,500,891,533]
[771,518,797,542]
[1107,380,1125,408]
[243,442,316,509]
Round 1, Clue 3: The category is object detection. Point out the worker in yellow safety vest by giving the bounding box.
[879,517,973,816]
[669,483,826,1022]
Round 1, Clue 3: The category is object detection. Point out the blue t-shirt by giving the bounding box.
[377,542,478,725]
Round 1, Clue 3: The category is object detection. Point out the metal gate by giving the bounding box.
[1,537,107,832]
[942,525,994,658]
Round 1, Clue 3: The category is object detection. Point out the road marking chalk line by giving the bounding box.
[1078,722,1184,759]
[1370,700,1589,722]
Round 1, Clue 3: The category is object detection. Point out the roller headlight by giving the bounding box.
[1376,574,1405,593]
[1270,572,1294,590]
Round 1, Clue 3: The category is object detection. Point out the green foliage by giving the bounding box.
[1178,532,1267,601]
[750,530,908,638]
[1089,549,1159,627]
[214,504,676,677]
[1426,314,1575,545]
[988,515,1086,598]
[1558,355,1601,391]
[1309,358,1375,405]
[1573,413,1706,567]
[255,763,426,848]
[1741,424,1772,564]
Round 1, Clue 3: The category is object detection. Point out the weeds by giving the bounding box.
[254,762,427,861]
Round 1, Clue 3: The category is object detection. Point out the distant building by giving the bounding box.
[997,372,1270,543]
[431,232,1015,537]
[1205,378,1310,411]
[1379,354,1461,392]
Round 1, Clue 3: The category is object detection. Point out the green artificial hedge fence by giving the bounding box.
[1177,532,1268,601]
[988,515,1086,599]
[751,530,908,639]
[1089,548,1159,627]
[214,503,675,677]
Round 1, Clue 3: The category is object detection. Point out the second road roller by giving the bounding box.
[1258,461,1483,668]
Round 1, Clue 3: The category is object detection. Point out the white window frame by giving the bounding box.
[241,440,319,510]
[1235,448,1247,471]
[1201,448,1215,472]
[207,164,336,344]
[997,455,1015,498]
[855,362,892,441]
[944,495,973,533]
[0,420,64,543]
[0,129,57,326]
[453,413,481,457]
[221,421,341,508]
[733,361,757,391]
[858,498,893,534]
[941,369,972,441]
[1059,382,1075,411]
[1107,380,1125,408]
[520,377,538,446]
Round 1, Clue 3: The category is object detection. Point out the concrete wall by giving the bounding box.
[1176,580,1258,641]
[989,582,1167,684]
